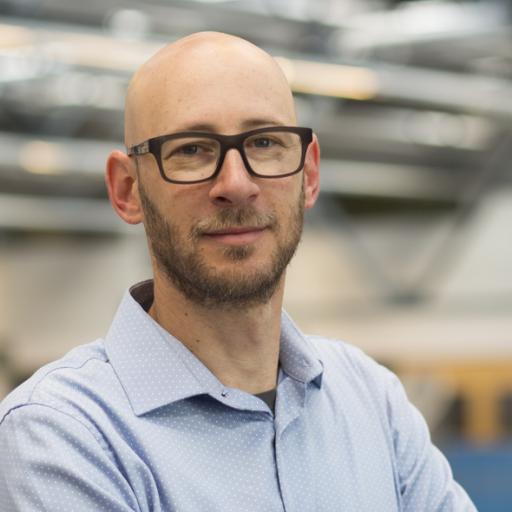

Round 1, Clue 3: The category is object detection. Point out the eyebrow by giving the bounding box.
[176,118,287,133]
[240,118,286,130]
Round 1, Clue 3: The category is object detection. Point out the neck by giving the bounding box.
[148,272,284,394]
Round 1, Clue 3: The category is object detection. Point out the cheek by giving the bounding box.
[265,174,303,203]
[281,179,304,207]
[161,187,206,223]
[272,191,303,229]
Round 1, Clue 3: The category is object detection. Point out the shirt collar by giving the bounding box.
[279,310,324,388]
[105,280,323,416]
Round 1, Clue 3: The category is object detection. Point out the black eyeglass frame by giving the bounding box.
[127,126,313,184]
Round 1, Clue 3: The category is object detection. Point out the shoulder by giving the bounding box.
[0,340,145,511]
[304,334,405,417]
[306,334,394,383]
[0,339,118,427]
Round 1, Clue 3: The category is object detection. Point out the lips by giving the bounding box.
[203,226,267,245]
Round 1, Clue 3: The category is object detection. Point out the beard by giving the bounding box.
[139,183,304,309]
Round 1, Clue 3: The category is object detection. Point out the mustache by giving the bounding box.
[191,207,278,238]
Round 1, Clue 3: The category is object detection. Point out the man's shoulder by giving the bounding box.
[305,334,373,365]
[305,334,394,387]
[0,339,113,424]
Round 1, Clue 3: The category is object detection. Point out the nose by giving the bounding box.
[208,148,260,207]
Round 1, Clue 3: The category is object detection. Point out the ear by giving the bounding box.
[105,150,143,225]
[303,133,320,210]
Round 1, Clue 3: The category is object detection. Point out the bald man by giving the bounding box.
[0,33,476,511]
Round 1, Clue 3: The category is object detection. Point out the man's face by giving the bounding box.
[132,40,314,308]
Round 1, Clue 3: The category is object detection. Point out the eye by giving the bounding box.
[176,144,200,155]
[169,142,216,159]
[252,137,274,148]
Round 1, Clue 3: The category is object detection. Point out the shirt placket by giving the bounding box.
[273,376,308,512]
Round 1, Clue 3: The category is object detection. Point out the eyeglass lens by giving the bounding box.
[160,131,303,182]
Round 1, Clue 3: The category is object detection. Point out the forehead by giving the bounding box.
[126,41,296,143]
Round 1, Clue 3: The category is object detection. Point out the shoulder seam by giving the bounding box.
[0,401,111,456]
[27,353,108,403]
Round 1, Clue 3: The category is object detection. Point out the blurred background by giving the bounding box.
[0,0,511,509]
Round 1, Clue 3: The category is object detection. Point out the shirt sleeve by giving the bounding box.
[0,404,140,512]
[384,368,478,511]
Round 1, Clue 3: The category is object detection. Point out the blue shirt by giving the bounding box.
[0,281,476,511]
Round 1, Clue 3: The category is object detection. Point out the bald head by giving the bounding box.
[124,32,296,148]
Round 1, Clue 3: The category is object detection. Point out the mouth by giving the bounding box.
[202,226,267,246]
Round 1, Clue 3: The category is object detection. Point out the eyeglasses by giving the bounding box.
[127,126,313,184]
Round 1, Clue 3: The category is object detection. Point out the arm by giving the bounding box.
[0,404,140,511]
[385,369,477,511]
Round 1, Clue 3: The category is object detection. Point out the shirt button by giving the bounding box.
[221,390,229,397]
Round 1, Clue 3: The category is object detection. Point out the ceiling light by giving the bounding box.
[276,57,378,101]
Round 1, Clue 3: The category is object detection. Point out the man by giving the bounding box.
[0,32,476,511]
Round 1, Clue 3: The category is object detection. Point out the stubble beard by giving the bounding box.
[139,183,304,310]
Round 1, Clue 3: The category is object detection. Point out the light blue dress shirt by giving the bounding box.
[0,281,476,511]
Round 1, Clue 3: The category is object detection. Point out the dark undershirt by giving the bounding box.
[254,388,277,411]
[134,284,277,411]
[135,284,154,314]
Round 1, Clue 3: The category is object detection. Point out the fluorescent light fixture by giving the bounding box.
[19,141,67,175]
[275,57,378,100]
[0,23,33,48]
